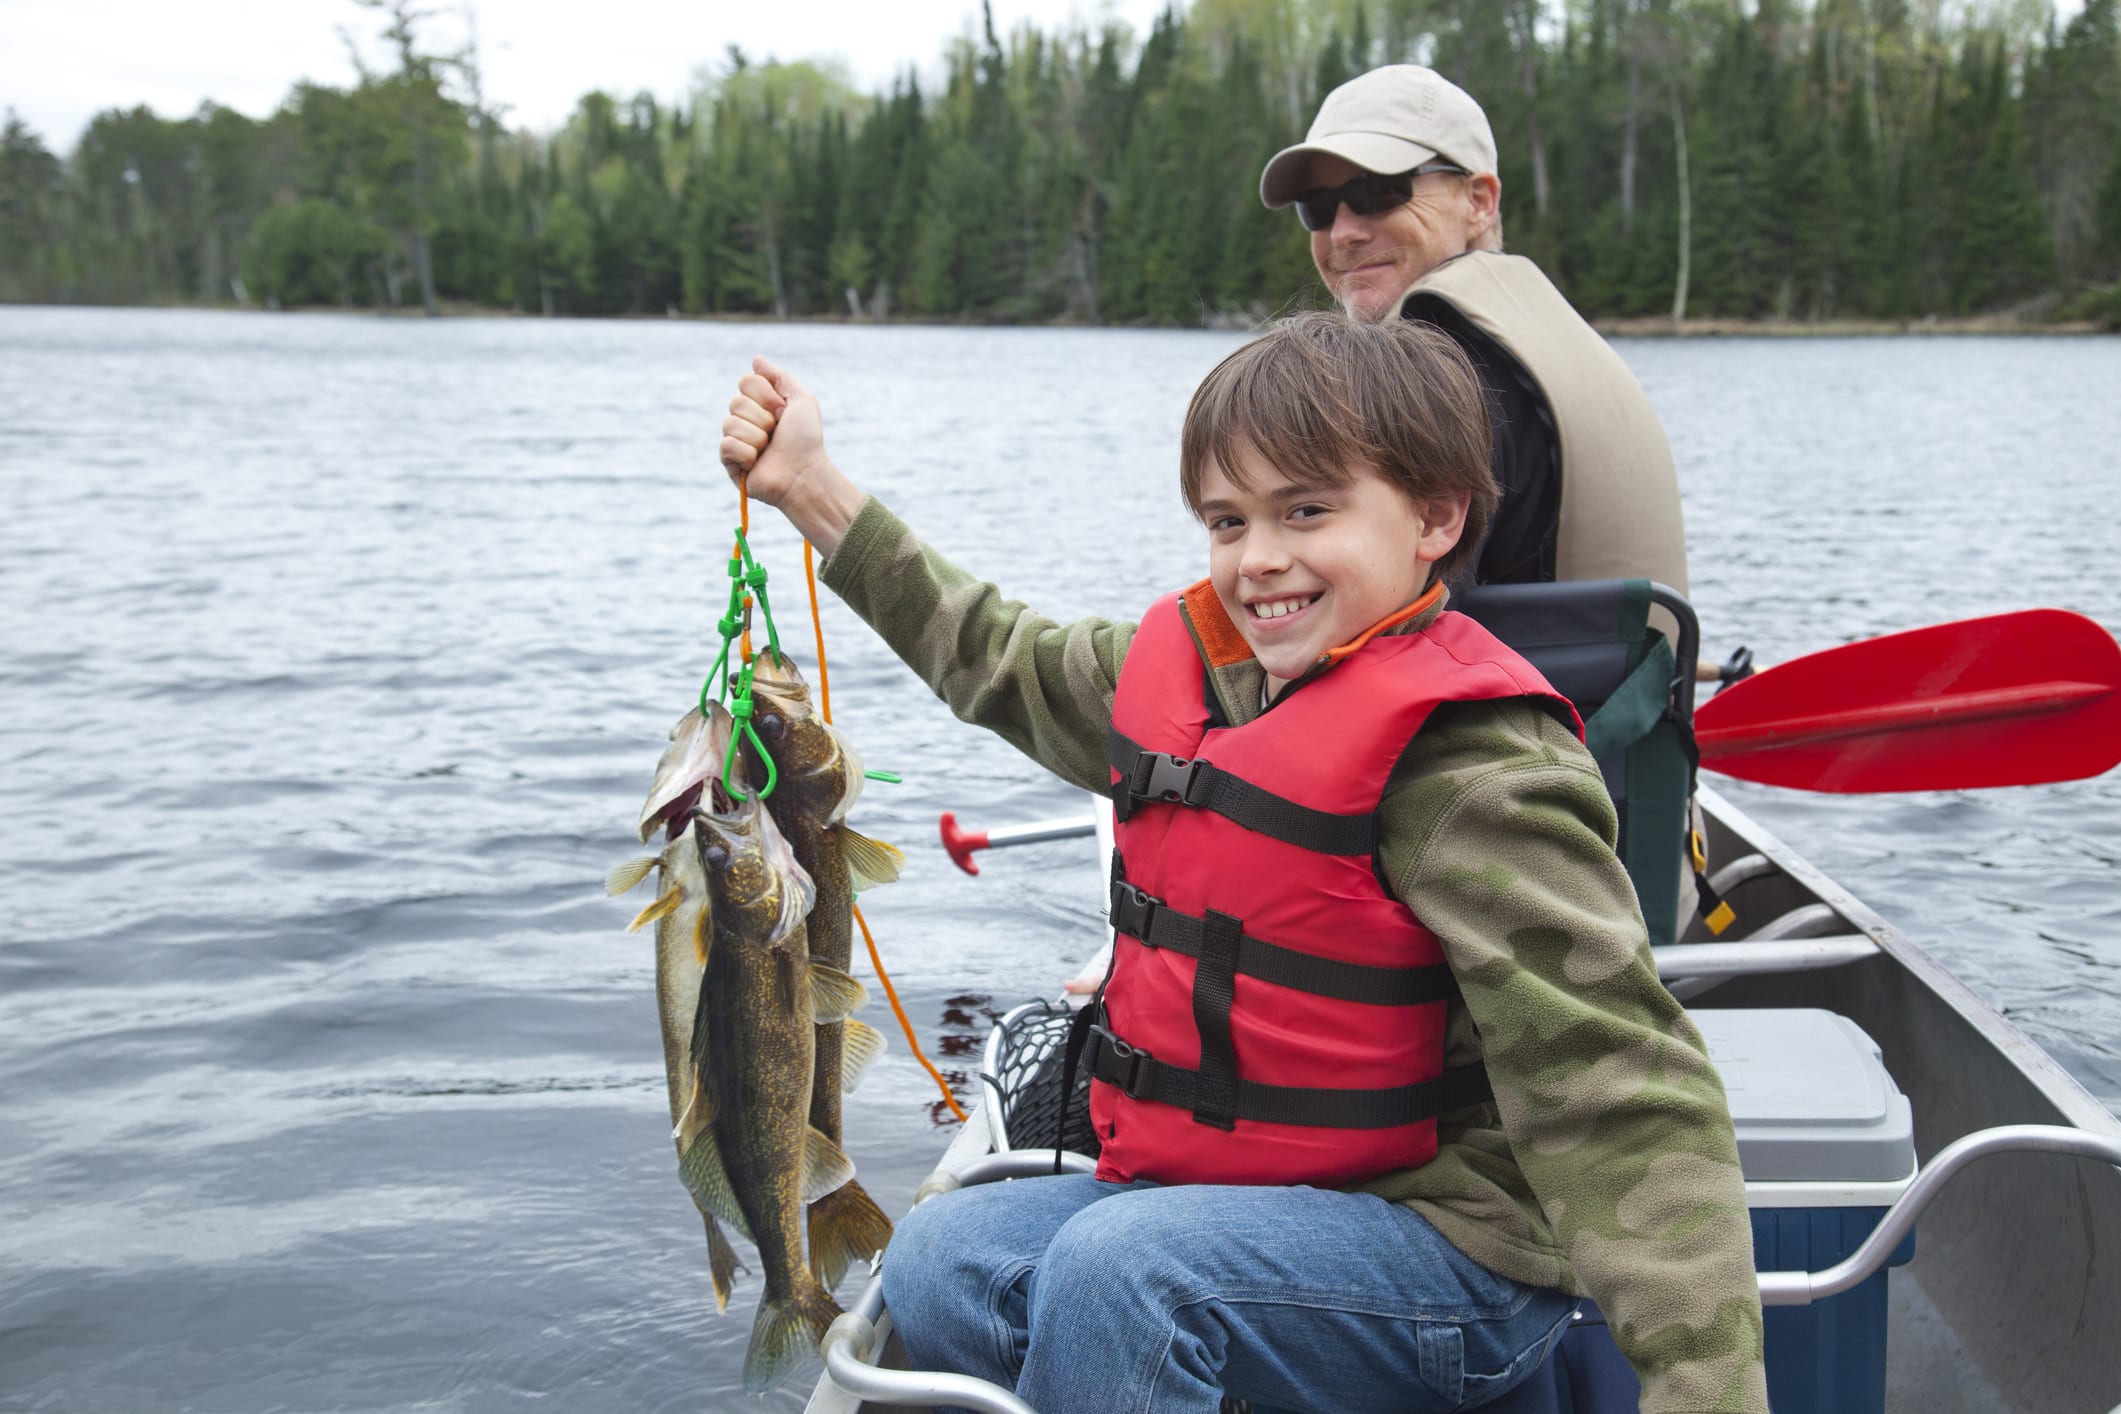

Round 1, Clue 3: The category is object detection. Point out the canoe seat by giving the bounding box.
[1457,578,1700,946]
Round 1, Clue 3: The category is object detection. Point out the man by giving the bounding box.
[1260,65,1689,600]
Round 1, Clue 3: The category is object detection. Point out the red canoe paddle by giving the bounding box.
[1694,609,2121,793]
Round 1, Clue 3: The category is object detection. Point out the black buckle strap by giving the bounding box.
[1109,728,1375,855]
[1083,1025,1491,1130]
[1110,880,1461,1008]
[1189,910,1242,1131]
[1128,750,1208,809]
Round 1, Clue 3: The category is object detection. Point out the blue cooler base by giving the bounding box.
[1483,1207,1916,1414]
[1751,1206,1916,1414]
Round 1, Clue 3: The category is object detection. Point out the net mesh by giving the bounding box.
[982,1001,1100,1158]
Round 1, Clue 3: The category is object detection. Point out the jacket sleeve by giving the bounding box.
[817,496,1132,795]
[1379,698,1769,1414]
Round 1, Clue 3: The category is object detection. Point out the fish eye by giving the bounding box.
[704,843,730,868]
[759,713,788,741]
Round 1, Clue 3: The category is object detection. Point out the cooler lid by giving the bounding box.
[1691,1009,1916,1184]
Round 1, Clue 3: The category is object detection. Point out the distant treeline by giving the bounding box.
[4,0,2120,325]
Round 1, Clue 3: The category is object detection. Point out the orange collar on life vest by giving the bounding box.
[1179,580,1446,670]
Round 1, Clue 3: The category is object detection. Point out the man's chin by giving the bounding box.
[1333,278,1401,323]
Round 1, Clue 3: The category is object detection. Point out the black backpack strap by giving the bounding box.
[1108,727,1375,855]
[1083,1024,1491,1129]
[1110,879,1460,1007]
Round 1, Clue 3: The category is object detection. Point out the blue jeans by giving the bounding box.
[881,1174,1577,1414]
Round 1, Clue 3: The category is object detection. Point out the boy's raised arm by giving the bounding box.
[719,355,864,558]
[716,358,1133,796]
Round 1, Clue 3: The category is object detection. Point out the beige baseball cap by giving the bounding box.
[1260,65,1499,207]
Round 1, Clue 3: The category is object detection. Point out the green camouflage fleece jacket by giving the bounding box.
[822,497,1767,1414]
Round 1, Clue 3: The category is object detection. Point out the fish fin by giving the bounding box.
[702,1212,747,1313]
[626,886,685,933]
[802,1126,857,1203]
[838,827,906,891]
[807,962,868,1024]
[678,1133,751,1242]
[687,977,717,1104]
[808,1179,894,1291]
[605,855,658,896]
[673,1072,715,1151]
[741,1278,841,1394]
[840,1017,887,1092]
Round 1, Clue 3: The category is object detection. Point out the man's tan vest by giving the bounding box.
[1402,252,1689,605]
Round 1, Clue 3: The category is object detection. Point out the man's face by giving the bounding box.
[1303,154,1498,321]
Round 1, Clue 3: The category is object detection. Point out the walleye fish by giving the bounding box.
[608,707,745,1309]
[684,748,872,1393]
[748,651,903,1290]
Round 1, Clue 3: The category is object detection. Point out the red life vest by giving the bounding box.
[1088,580,1579,1188]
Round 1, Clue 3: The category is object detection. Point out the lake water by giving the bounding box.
[2,307,2116,1410]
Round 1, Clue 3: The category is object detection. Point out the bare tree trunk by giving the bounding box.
[1670,85,1691,322]
[413,227,440,316]
[1514,1,1551,219]
[761,205,789,318]
[1074,183,1101,323]
[1622,47,1641,235]
[1862,0,1885,152]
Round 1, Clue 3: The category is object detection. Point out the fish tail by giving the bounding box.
[741,1278,842,1393]
[808,1178,894,1291]
[702,1213,746,1313]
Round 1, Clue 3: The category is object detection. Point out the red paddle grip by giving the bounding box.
[938,812,991,876]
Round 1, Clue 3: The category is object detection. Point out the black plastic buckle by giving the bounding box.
[1108,880,1160,943]
[1087,1025,1151,1097]
[1128,751,1204,806]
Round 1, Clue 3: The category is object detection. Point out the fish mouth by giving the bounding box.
[650,782,704,842]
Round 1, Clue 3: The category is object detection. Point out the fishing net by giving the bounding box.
[980,1000,1100,1158]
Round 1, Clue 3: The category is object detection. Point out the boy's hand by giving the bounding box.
[716,356,863,557]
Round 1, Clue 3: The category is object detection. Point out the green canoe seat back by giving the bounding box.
[1457,579,1699,948]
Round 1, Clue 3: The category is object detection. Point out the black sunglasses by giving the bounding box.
[1292,161,1471,232]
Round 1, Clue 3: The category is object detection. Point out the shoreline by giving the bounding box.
[6,299,2114,336]
[1593,314,2112,337]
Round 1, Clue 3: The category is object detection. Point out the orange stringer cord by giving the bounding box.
[802,537,961,1122]
[804,540,832,724]
[856,903,966,1122]
[735,478,753,664]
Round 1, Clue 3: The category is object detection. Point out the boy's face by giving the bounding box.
[1197,449,1467,695]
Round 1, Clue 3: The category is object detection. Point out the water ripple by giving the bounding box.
[1,307,2115,1410]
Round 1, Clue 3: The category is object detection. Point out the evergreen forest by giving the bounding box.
[4,0,2120,326]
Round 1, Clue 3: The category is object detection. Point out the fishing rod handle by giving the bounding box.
[1756,1123,2121,1306]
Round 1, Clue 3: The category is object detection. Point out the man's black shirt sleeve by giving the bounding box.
[1402,293,1560,588]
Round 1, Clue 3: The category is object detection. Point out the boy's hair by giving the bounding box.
[1179,311,1497,581]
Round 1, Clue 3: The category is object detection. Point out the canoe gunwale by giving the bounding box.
[806,786,2121,1413]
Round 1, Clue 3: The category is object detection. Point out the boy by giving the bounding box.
[717,313,1767,1414]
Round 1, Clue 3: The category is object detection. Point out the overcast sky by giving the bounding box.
[1,0,1174,150]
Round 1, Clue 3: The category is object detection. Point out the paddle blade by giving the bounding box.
[1694,610,2121,793]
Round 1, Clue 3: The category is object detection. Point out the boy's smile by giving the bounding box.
[1197,449,1468,699]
